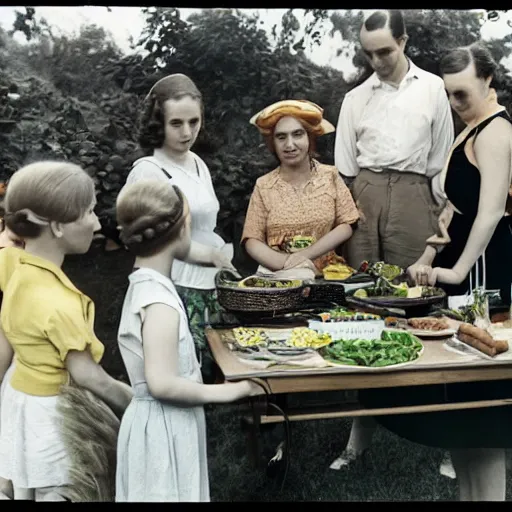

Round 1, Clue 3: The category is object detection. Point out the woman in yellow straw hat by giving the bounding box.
[242,99,359,279]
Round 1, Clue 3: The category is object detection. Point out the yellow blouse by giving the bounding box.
[241,161,359,269]
[0,247,104,396]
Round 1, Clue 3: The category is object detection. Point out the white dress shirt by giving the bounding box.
[335,60,454,196]
[125,149,231,290]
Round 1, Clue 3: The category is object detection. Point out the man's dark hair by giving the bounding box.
[364,10,406,40]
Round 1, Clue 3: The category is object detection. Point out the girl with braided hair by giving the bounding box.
[242,100,359,278]
[0,161,133,501]
[115,179,260,502]
[125,73,235,384]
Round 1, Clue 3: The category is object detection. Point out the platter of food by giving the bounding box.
[347,277,446,308]
[319,330,424,369]
[322,262,356,281]
[360,260,404,281]
[230,326,332,356]
[446,323,510,360]
[215,270,309,313]
[384,316,458,338]
[227,323,425,370]
[308,306,385,340]
[234,276,302,289]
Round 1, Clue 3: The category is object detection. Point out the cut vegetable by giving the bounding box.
[320,330,423,368]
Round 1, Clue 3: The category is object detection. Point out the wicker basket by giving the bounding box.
[215,270,310,313]
[304,280,347,306]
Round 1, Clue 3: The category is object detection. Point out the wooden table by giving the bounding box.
[206,327,512,467]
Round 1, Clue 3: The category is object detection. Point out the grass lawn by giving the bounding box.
[63,245,512,501]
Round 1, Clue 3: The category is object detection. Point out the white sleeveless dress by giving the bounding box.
[115,268,209,502]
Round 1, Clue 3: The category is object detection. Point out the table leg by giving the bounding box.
[241,397,264,469]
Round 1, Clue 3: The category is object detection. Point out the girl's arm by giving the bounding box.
[435,119,512,285]
[126,162,236,271]
[142,303,258,405]
[184,241,236,271]
[65,349,133,416]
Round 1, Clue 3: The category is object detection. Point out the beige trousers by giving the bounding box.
[344,169,440,270]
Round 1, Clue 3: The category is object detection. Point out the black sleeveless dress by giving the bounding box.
[359,111,512,449]
[433,110,512,304]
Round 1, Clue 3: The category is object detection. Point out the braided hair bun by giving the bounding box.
[116,180,188,257]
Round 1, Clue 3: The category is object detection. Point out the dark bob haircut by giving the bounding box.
[137,73,204,154]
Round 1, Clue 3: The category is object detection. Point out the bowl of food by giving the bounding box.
[215,270,310,313]
[347,276,446,309]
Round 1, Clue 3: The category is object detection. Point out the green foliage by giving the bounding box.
[1,8,512,269]
[9,7,38,41]
[128,8,347,256]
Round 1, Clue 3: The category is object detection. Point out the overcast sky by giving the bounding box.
[1,7,512,79]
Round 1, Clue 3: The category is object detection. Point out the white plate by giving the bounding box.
[386,326,457,338]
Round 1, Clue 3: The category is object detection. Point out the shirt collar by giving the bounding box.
[266,159,322,188]
[17,248,84,296]
[370,58,420,90]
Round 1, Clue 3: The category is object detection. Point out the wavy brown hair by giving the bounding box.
[138,73,204,154]
[116,180,187,257]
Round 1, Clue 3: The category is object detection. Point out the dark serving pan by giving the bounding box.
[346,289,447,309]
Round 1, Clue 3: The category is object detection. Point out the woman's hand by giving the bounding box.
[407,263,434,286]
[283,254,319,276]
[282,251,310,270]
[409,261,466,287]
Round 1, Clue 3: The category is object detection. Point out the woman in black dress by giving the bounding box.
[361,43,512,501]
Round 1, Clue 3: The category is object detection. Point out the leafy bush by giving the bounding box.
[1,8,511,273]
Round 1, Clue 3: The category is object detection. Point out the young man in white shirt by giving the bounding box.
[335,9,454,271]
[332,10,455,476]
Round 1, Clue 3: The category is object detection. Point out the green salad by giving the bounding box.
[319,330,423,368]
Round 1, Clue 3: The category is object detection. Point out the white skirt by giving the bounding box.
[116,396,210,502]
[0,379,70,489]
[0,363,15,435]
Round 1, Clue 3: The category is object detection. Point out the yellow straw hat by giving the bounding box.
[249,99,335,137]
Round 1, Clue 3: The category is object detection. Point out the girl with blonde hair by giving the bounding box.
[115,179,260,502]
[0,161,132,501]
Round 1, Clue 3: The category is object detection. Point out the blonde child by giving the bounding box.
[115,180,260,502]
[0,161,133,501]
[0,184,23,500]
